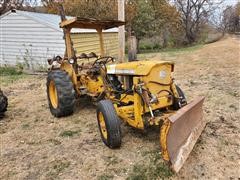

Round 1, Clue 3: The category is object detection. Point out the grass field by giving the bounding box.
[0,35,239,179]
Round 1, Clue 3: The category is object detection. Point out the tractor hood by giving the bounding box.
[107,60,174,76]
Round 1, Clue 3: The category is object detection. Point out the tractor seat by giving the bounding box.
[88,52,98,58]
[79,53,88,59]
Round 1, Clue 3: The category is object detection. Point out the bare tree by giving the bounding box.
[175,0,222,44]
[0,0,37,15]
[214,6,233,35]
[225,3,240,33]
[212,2,240,35]
[0,0,9,15]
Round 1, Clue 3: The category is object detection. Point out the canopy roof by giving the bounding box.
[60,17,125,30]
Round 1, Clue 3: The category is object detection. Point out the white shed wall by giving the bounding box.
[0,12,65,68]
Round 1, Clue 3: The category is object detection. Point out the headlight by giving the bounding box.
[52,61,58,66]
[69,58,74,64]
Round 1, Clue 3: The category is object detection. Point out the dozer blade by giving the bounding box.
[160,96,205,173]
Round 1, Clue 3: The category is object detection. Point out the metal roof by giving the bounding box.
[60,17,125,30]
[0,9,118,33]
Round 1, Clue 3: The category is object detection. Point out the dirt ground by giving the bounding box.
[0,35,239,180]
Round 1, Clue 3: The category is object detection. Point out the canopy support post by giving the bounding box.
[97,29,105,57]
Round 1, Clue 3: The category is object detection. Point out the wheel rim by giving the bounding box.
[49,80,58,109]
[98,112,108,139]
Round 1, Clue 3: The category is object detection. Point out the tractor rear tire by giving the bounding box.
[47,70,75,117]
[173,85,187,110]
[97,100,121,148]
[0,90,8,118]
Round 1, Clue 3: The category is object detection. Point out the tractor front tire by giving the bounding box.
[0,90,8,118]
[97,100,121,148]
[47,70,75,117]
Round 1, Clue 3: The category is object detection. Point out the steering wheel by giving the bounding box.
[92,56,115,66]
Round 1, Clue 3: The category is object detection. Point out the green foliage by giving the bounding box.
[127,150,173,180]
[140,44,153,50]
[131,0,155,40]
[0,66,23,76]
[0,66,26,86]
[129,0,182,48]
[59,129,81,137]
[137,43,203,60]
[161,44,203,56]
[128,164,148,180]
[16,62,24,72]
[21,123,30,129]
[153,43,161,50]
[139,43,162,52]
[0,74,26,86]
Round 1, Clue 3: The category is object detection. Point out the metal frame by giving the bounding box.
[60,17,125,58]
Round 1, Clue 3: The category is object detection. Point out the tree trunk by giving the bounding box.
[186,30,196,44]
[162,26,169,48]
[127,27,137,61]
[136,38,140,53]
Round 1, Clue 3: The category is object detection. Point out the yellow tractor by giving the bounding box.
[46,11,205,172]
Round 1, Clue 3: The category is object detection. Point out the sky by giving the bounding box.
[222,0,239,6]
[214,0,239,16]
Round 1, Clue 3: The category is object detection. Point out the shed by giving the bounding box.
[0,10,119,68]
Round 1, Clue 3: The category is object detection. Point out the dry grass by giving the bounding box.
[0,35,239,179]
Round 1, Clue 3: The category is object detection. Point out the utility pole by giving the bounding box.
[118,0,129,88]
[118,0,125,63]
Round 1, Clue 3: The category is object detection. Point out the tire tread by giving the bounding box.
[47,70,75,117]
[97,100,121,148]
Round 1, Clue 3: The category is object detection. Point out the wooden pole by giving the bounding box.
[58,4,75,59]
[58,4,66,21]
[58,4,77,72]
[65,28,74,58]
[97,29,105,57]
[118,0,130,88]
[118,0,125,63]
[128,30,137,61]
